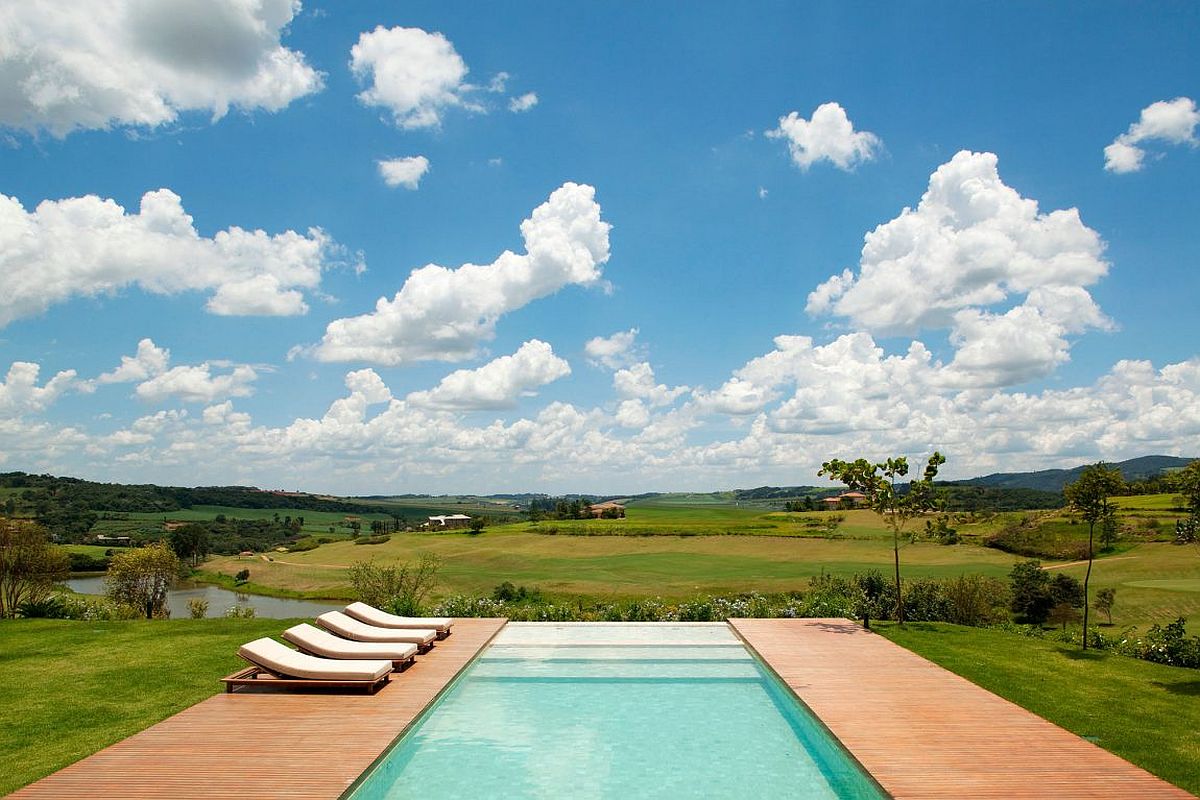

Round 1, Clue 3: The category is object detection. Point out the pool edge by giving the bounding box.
[337,617,510,800]
[726,617,894,800]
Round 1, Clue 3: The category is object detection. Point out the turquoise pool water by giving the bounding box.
[349,623,884,799]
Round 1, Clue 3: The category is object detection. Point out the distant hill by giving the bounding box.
[957,455,1196,493]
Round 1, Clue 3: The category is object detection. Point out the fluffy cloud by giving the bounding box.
[612,362,688,407]
[1104,97,1199,173]
[0,0,322,136]
[767,102,881,171]
[350,26,472,129]
[407,340,571,410]
[584,328,641,369]
[807,150,1110,385]
[377,156,430,189]
[5,336,1199,493]
[0,187,336,327]
[310,182,610,365]
[509,92,538,113]
[134,363,257,404]
[0,361,79,416]
[99,338,170,384]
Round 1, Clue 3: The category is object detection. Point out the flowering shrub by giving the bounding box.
[19,592,139,620]
[1116,618,1200,668]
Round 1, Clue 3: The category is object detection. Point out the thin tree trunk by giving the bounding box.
[894,526,904,624]
[1083,521,1094,649]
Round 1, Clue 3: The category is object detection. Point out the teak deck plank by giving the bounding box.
[11,618,507,800]
[729,617,1194,800]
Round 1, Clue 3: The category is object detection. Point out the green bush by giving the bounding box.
[16,595,68,618]
[349,554,439,616]
[943,574,1010,626]
[66,552,110,572]
[187,598,209,619]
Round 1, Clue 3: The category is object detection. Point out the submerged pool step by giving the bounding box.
[472,657,763,681]
[482,644,749,661]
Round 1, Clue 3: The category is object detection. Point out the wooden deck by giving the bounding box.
[730,618,1194,799]
[12,618,507,800]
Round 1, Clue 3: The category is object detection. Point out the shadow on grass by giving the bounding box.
[1060,648,1107,662]
[1152,680,1200,696]
[887,622,947,634]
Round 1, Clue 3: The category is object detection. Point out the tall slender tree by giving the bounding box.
[1064,463,1125,649]
[819,452,945,623]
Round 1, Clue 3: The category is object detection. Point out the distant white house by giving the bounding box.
[427,514,472,529]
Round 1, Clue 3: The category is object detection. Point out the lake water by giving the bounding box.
[64,575,341,619]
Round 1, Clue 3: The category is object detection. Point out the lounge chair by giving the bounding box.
[316,611,437,652]
[343,601,454,639]
[282,623,418,670]
[223,637,392,694]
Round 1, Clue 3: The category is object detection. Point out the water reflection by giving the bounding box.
[64,575,341,619]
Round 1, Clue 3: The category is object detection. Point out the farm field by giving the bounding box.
[205,523,1023,601]
[199,497,1200,631]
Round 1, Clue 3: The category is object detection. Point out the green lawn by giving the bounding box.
[0,618,286,795]
[876,622,1200,795]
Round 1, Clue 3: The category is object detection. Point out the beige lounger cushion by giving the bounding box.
[344,602,453,633]
[282,623,418,662]
[238,637,391,681]
[316,611,437,645]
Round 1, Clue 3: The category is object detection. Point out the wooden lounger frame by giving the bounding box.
[222,661,391,694]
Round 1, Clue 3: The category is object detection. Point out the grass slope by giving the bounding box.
[876,622,1200,795]
[0,618,284,794]
[205,522,1021,601]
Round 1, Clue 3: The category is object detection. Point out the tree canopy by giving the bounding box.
[0,519,69,618]
[105,543,181,619]
[819,451,945,623]
[1064,463,1125,648]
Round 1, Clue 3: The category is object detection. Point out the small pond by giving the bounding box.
[64,576,341,619]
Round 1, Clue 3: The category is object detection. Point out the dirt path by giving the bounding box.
[1043,555,1138,570]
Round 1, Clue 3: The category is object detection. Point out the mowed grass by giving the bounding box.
[876,622,1200,795]
[522,505,895,538]
[1046,542,1200,630]
[0,618,286,795]
[206,524,1022,601]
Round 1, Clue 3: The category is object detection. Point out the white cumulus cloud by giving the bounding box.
[1104,97,1200,173]
[99,338,170,384]
[310,182,610,365]
[806,150,1110,386]
[135,363,257,404]
[767,102,881,171]
[0,187,337,328]
[350,26,472,129]
[584,328,642,369]
[0,361,80,416]
[407,340,571,410]
[377,156,430,189]
[0,0,322,137]
[612,362,688,407]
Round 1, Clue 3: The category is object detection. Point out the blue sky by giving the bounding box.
[1,1,1197,494]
